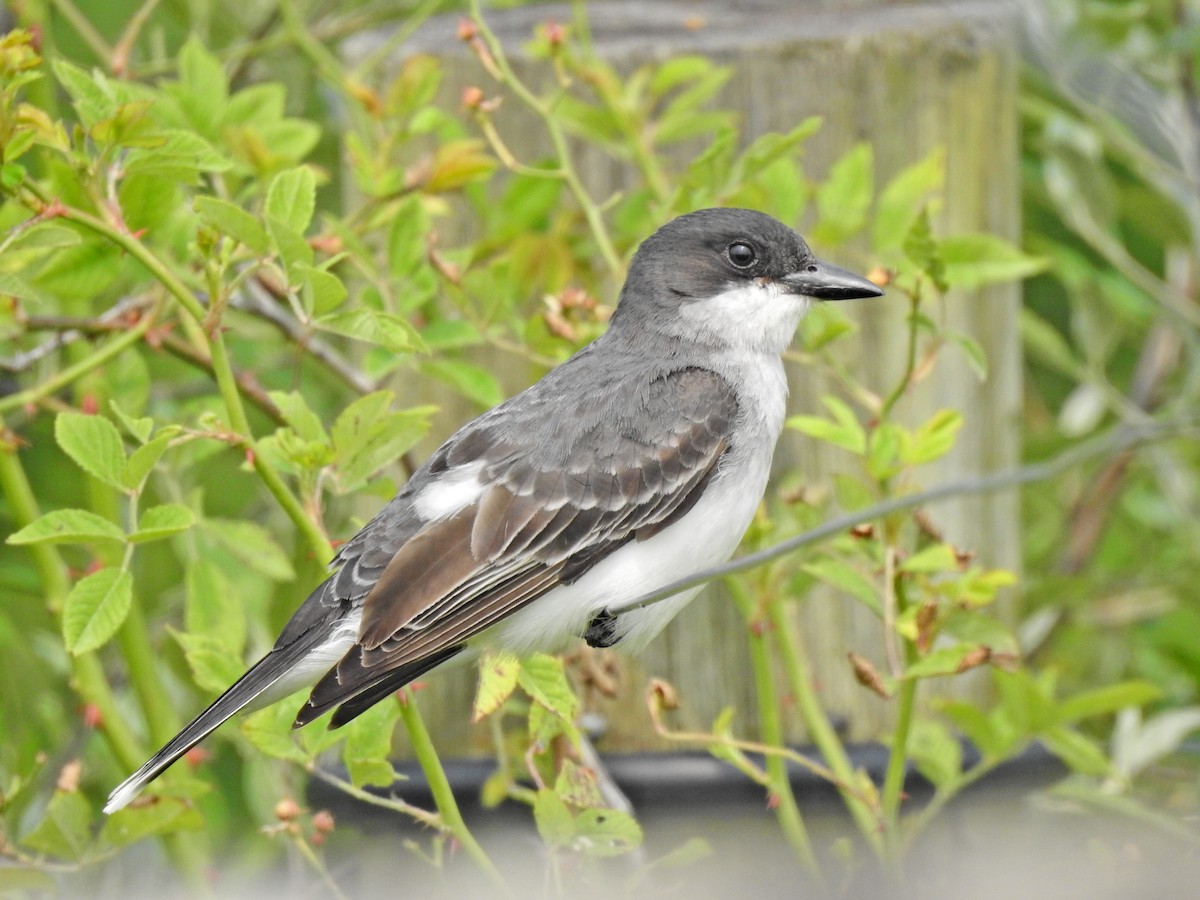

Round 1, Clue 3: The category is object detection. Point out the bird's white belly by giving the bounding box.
[490,438,776,655]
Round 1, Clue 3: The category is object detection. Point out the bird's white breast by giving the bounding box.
[491,350,789,655]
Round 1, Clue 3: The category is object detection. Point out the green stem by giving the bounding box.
[468,0,624,281]
[397,693,511,895]
[880,576,917,854]
[726,577,820,875]
[0,309,156,415]
[765,598,886,855]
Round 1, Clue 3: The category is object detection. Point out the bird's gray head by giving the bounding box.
[611,208,882,354]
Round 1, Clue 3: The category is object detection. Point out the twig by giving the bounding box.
[2,296,153,373]
[606,417,1199,617]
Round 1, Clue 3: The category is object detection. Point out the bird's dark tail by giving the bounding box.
[104,634,333,814]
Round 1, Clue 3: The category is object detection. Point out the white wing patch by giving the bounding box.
[412,461,486,521]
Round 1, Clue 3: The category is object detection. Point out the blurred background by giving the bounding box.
[1,0,1199,896]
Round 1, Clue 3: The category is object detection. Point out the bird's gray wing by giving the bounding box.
[295,366,739,727]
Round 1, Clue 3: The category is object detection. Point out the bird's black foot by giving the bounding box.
[584,610,621,648]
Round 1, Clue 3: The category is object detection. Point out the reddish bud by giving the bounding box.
[543,21,566,47]
[184,747,212,768]
[275,798,301,822]
[462,85,485,111]
[456,18,477,41]
[312,810,335,834]
[80,395,99,415]
[244,448,256,467]
[82,704,103,729]
[866,266,893,288]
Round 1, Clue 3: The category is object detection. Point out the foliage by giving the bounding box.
[0,0,1193,895]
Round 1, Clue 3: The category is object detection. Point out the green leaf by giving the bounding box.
[939,700,1010,758]
[386,195,429,277]
[242,703,307,762]
[533,789,575,847]
[901,409,962,465]
[177,38,229,124]
[109,398,153,442]
[55,412,127,490]
[298,264,348,316]
[170,629,244,694]
[7,508,124,546]
[1020,309,1084,378]
[63,567,134,654]
[194,196,269,255]
[51,58,116,128]
[6,222,82,253]
[122,434,173,489]
[100,798,203,849]
[873,146,945,250]
[902,208,947,292]
[813,142,873,245]
[124,130,231,176]
[269,390,329,444]
[185,558,244,649]
[1056,681,1162,724]
[316,307,424,354]
[554,759,604,810]
[904,644,979,679]
[787,396,866,455]
[801,558,881,616]
[940,234,1051,290]
[908,719,962,788]
[518,653,578,723]
[331,394,432,492]
[19,790,93,861]
[1041,725,1111,776]
[201,519,295,581]
[0,271,51,304]
[268,218,314,276]
[572,808,643,857]
[420,358,504,408]
[425,139,497,192]
[473,652,521,721]
[343,701,400,788]
[899,543,960,574]
[266,166,316,234]
[129,504,196,544]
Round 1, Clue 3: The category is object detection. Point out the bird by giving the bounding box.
[105,207,882,814]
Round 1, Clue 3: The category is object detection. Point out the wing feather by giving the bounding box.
[294,366,740,726]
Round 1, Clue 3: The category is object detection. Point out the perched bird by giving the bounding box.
[105,207,882,813]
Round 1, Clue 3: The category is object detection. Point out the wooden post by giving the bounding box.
[347,0,1022,749]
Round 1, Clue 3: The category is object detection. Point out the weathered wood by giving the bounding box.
[346,0,1022,750]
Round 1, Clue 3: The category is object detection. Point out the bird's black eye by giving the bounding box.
[727,242,757,268]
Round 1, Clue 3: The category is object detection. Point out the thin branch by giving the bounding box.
[606,417,1199,618]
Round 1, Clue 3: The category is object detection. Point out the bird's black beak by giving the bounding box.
[781,258,884,301]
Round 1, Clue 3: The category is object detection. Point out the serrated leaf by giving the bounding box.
[56,412,127,490]
[267,166,316,234]
[128,504,195,543]
[298,264,348,316]
[124,129,230,176]
[194,196,269,255]
[332,398,432,493]
[0,271,50,304]
[63,568,133,654]
[170,629,244,694]
[473,652,520,721]
[554,759,604,809]
[109,399,153,442]
[7,222,82,252]
[268,390,329,443]
[99,798,203,848]
[573,808,643,857]
[344,701,400,787]
[242,703,307,762]
[518,653,578,722]
[122,434,172,489]
[268,218,314,275]
[316,307,424,354]
[902,409,963,465]
[201,519,295,581]
[19,790,93,860]
[7,508,124,546]
[51,58,116,128]
[533,789,576,846]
